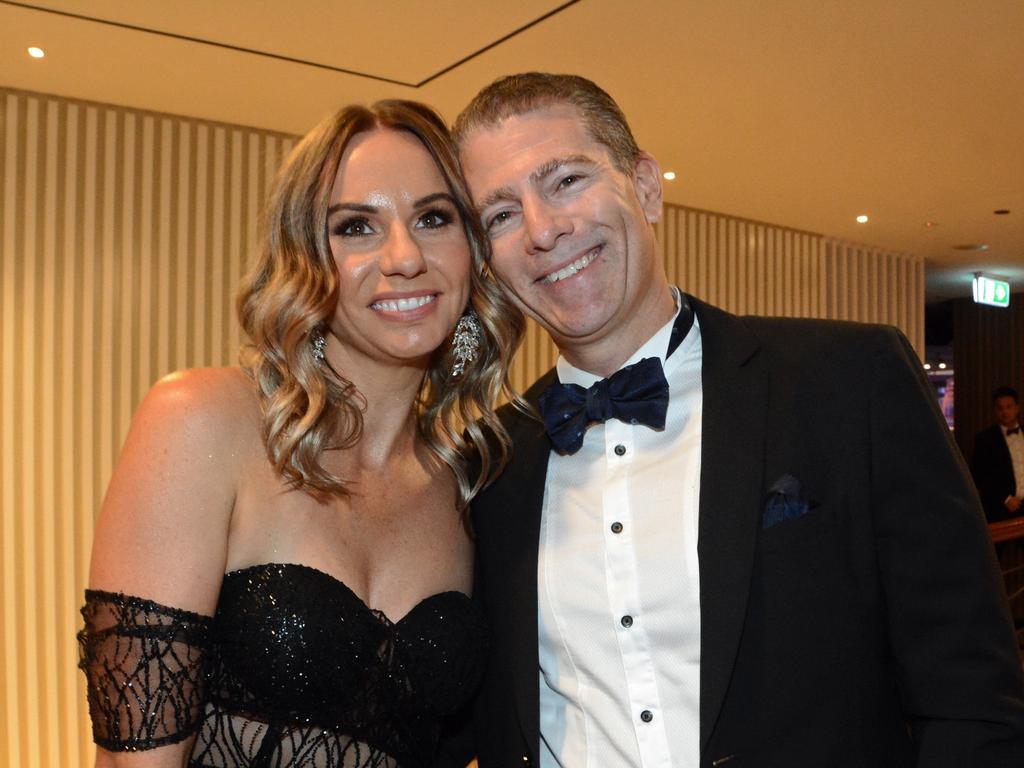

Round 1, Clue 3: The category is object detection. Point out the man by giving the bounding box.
[973,386,1024,523]
[451,73,1024,767]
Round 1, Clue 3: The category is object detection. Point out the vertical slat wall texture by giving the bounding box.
[1,86,923,766]
[0,87,296,768]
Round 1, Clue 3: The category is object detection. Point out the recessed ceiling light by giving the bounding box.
[924,363,932,370]
[994,209,1010,215]
[663,171,676,181]
[953,244,989,251]
[27,46,45,59]
[856,214,869,224]
[938,363,947,370]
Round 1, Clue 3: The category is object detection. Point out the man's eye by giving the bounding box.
[486,210,512,231]
[334,217,372,237]
[558,174,581,189]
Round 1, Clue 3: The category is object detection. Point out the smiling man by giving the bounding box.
[450,73,1024,768]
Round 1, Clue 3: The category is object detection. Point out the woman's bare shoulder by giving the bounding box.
[89,366,261,610]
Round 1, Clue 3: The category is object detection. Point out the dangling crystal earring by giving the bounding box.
[450,310,482,377]
[311,329,326,363]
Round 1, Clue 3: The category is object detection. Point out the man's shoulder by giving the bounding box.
[975,423,1004,442]
[691,294,907,355]
[705,307,910,370]
[741,313,902,347]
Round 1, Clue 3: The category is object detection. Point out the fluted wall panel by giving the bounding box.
[0,86,295,768]
[2,87,923,766]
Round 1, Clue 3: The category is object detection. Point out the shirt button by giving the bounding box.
[640,709,654,723]
[610,521,623,534]
[620,615,633,628]
[614,444,627,456]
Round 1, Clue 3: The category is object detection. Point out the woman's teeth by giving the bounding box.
[541,249,598,284]
[371,294,436,312]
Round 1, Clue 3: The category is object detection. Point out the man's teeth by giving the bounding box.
[541,250,597,284]
[371,294,436,312]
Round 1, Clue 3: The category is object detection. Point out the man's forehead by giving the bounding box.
[460,106,606,186]
[462,105,592,152]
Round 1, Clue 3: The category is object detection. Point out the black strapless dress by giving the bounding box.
[78,563,487,767]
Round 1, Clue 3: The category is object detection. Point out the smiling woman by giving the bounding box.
[77,100,523,768]
[323,129,472,372]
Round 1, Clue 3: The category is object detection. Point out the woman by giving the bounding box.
[77,100,522,767]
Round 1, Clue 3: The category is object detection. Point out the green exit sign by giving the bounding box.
[973,275,1011,308]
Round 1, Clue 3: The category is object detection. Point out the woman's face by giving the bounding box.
[325,128,472,370]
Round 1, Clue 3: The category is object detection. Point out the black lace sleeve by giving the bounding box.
[78,589,213,752]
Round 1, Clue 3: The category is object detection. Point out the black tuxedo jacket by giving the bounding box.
[972,424,1020,523]
[449,298,1024,768]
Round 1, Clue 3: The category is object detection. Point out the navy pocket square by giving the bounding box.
[762,474,817,529]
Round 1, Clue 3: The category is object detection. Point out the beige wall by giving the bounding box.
[0,86,295,767]
[0,86,923,766]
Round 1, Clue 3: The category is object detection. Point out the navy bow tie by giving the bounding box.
[1008,427,1020,435]
[539,357,670,455]
[538,295,695,455]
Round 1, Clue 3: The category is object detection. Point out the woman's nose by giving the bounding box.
[379,224,427,277]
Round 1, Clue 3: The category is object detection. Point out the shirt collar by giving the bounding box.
[556,287,683,389]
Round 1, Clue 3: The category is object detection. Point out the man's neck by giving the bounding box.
[557,287,677,377]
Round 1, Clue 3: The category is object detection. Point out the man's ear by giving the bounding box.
[632,152,664,223]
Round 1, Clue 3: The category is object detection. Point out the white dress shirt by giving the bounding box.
[538,292,703,768]
[1002,424,1024,500]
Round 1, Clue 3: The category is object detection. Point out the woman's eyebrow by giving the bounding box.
[327,201,376,217]
[327,192,454,217]
[412,192,456,208]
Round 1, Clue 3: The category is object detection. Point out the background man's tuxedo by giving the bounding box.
[465,297,1024,767]
[972,424,1021,523]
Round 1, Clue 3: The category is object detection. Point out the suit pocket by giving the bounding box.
[758,501,834,553]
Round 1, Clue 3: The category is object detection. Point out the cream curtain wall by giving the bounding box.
[0,86,296,768]
[0,86,923,766]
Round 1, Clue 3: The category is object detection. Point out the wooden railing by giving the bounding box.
[990,519,1024,653]
[990,518,1024,544]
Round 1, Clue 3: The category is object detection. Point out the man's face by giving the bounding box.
[459,105,664,363]
[995,395,1020,428]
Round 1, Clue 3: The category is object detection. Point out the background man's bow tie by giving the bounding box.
[539,357,669,455]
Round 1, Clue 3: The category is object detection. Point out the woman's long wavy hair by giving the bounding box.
[237,100,524,509]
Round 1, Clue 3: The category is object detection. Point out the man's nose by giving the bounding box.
[379,224,428,277]
[521,197,572,254]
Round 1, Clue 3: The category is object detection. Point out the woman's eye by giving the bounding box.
[418,209,453,229]
[334,217,373,237]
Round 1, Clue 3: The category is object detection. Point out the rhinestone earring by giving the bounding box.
[450,311,482,377]
[311,330,326,363]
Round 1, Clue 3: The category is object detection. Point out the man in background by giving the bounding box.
[973,385,1024,523]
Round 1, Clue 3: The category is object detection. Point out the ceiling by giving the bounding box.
[3,0,1022,301]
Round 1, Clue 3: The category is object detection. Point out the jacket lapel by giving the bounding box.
[689,297,768,754]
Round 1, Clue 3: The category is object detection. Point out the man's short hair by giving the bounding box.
[992,386,1019,403]
[453,72,641,175]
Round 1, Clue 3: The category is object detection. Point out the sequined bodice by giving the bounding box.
[79,563,487,768]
